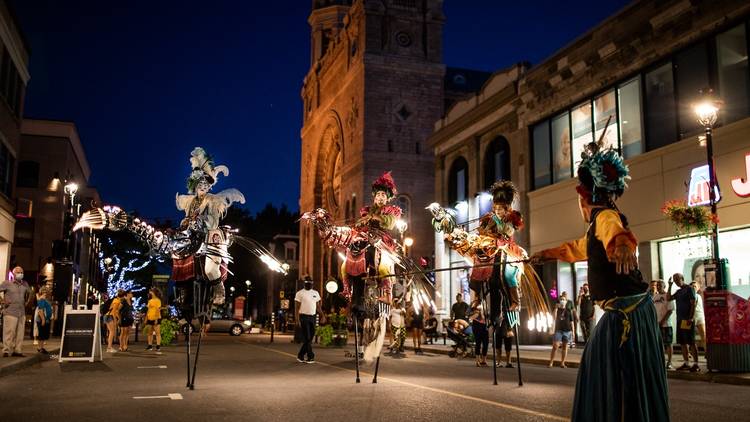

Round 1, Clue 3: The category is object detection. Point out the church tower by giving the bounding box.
[299,0,446,286]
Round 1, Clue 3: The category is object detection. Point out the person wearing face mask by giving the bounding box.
[295,276,322,363]
[576,283,594,343]
[0,266,31,357]
[549,292,574,368]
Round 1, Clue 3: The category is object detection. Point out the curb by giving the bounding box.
[406,345,750,386]
[0,348,60,378]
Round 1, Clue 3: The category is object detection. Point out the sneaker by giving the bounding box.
[690,364,700,373]
[146,345,153,351]
[666,362,674,370]
[33,340,38,345]
[106,348,115,353]
[505,363,514,368]
[297,358,306,363]
[306,359,316,364]
[155,346,161,354]
[677,363,691,371]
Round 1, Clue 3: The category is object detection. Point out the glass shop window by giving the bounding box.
[675,41,711,138]
[716,23,750,124]
[645,62,677,150]
[532,121,551,189]
[617,78,644,159]
[551,112,571,182]
[571,102,593,168]
[594,89,619,150]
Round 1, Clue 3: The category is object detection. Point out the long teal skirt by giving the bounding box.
[572,293,670,421]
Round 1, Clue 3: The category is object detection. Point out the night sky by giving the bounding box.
[10,0,631,222]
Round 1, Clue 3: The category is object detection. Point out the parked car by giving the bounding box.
[179,309,252,336]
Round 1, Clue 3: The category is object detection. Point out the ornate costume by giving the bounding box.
[536,141,668,421]
[74,147,286,390]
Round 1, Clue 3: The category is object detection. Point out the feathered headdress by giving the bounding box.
[576,141,630,205]
[371,171,398,198]
[489,180,517,205]
[186,147,230,193]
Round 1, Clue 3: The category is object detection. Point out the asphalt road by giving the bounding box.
[0,334,747,421]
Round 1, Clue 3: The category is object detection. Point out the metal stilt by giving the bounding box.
[513,324,523,386]
[353,315,361,383]
[372,355,381,383]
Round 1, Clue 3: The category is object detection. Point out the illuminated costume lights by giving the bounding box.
[74,147,287,390]
[533,139,669,421]
[301,171,435,383]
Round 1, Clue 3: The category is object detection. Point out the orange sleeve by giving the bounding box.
[594,209,638,260]
[539,236,587,263]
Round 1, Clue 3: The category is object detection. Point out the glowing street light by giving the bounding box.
[404,237,414,247]
[325,279,338,294]
[692,88,724,289]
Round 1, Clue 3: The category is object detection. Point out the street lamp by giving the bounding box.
[403,237,414,257]
[693,88,724,289]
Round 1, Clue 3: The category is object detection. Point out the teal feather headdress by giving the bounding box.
[577,141,630,204]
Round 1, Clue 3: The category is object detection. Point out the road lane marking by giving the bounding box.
[251,344,567,422]
[133,393,183,400]
[137,365,168,369]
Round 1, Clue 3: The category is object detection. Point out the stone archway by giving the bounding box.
[315,111,345,218]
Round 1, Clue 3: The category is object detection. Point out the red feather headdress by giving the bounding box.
[371,171,398,198]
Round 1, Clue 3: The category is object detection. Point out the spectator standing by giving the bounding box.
[652,280,674,369]
[451,294,469,321]
[118,291,134,352]
[494,317,514,368]
[0,267,30,357]
[389,299,406,355]
[104,290,124,353]
[35,289,53,354]
[667,274,699,372]
[691,281,706,361]
[145,288,163,354]
[295,276,322,363]
[423,309,438,344]
[470,301,488,366]
[549,292,574,368]
[407,303,424,354]
[576,284,595,343]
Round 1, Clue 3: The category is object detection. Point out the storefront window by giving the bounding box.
[557,262,574,302]
[645,62,677,151]
[675,41,710,138]
[532,121,551,189]
[716,23,750,124]
[571,102,592,168]
[551,112,571,182]
[594,89,619,150]
[617,78,644,159]
[658,228,750,295]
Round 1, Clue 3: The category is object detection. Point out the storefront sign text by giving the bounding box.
[731,152,750,198]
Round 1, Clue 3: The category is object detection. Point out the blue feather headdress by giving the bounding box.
[576,140,630,205]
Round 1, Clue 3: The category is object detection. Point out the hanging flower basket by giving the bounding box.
[661,199,719,236]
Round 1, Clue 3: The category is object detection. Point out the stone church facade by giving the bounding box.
[299,0,488,286]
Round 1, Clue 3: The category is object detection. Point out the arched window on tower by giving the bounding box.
[448,157,469,205]
[483,136,511,189]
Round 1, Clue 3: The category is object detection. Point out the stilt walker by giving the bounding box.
[427,180,550,386]
[74,147,288,390]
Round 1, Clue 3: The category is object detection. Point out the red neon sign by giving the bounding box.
[731,153,750,198]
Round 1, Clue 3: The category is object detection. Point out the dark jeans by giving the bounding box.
[581,316,594,342]
[297,314,316,360]
[472,320,489,357]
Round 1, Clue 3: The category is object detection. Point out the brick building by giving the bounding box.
[299,0,488,287]
[428,0,750,337]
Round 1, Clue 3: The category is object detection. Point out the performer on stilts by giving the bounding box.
[74,147,287,390]
[302,172,434,383]
[531,140,669,421]
[427,180,548,385]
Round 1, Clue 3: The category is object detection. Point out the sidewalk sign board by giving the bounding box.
[58,305,102,362]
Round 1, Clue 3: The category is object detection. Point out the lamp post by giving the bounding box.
[693,88,724,289]
[245,280,251,319]
[64,181,79,305]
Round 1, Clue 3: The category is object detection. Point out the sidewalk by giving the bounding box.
[405,340,750,386]
[0,337,60,378]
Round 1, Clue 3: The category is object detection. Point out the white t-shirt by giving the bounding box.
[390,308,405,327]
[694,293,705,324]
[295,288,320,316]
[652,292,674,327]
